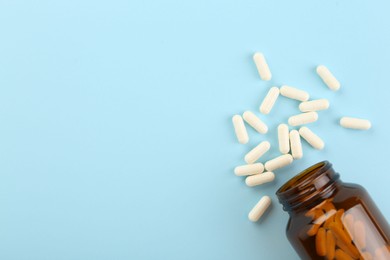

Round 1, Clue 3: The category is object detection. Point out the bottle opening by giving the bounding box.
[276,161,340,212]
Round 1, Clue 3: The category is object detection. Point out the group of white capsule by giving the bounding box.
[233,53,372,223]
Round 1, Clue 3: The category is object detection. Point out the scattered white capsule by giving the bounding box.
[277,124,290,154]
[232,115,249,144]
[253,52,272,81]
[316,65,340,91]
[340,117,372,130]
[243,111,268,134]
[245,141,271,164]
[259,87,280,114]
[288,112,318,126]
[289,130,303,159]
[248,196,272,222]
[280,85,310,102]
[299,99,330,112]
[245,172,275,187]
[265,154,293,171]
[234,163,264,176]
[299,126,325,150]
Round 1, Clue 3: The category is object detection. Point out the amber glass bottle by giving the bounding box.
[276,161,390,260]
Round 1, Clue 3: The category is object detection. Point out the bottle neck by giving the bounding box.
[276,161,341,214]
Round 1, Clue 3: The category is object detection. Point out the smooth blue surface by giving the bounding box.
[0,0,389,259]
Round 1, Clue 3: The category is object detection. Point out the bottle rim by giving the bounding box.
[276,161,340,212]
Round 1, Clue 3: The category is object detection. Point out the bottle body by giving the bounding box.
[276,161,390,260]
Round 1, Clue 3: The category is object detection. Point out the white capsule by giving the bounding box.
[245,141,271,164]
[234,163,264,176]
[289,130,303,159]
[288,112,318,126]
[316,65,340,91]
[265,154,293,171]
[280,85,310,102]
[243,111,268,134]
[253,52,272,81]
[278,124,290,154]
[299,99,330,112]
[248,196,272,222]
[259,87,280,114]
[340,117,372,130]
[245,172,275,187]
[232,115,249,144]
[299,126,325,150]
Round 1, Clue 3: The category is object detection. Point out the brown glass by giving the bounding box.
[276,161,390,260]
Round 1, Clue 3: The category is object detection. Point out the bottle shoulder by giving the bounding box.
[333,182,369,205]
[340,182,367,193]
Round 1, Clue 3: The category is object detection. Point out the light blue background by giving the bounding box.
[0,0,389,259]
